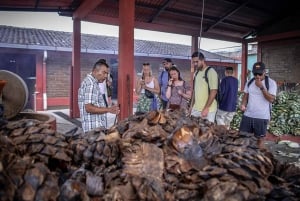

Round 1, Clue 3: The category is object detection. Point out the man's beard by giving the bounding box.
[197,64,204,70]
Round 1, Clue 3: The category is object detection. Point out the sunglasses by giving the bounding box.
[253,73,263,76]
[143,62,150,65]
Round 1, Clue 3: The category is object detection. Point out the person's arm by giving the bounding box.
[165,79,173,99]
[179,81,192,100]
[135,77,143,95]
[203,89,217,110]
[255,79,276,103]
[85,103,119,114]
[203,70,218,110]
[260,88,275,103]
[240,93,249,111]
[180,89,192,100]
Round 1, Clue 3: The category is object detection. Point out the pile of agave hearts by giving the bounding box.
[0,110,299,201]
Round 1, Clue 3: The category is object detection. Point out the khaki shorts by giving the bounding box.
[216,109,235,127]
[191,108,216,123]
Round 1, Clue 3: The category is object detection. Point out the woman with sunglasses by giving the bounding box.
[135,62,160,113]
[239,62,277,149]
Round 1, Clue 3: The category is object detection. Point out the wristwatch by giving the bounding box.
[260,86,264,91]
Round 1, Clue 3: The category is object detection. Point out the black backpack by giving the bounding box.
[203,66,220,103]
[247,76,269,91]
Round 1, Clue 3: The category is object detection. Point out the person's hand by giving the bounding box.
[140,79,145,88]
[240,104,246,111]
[201,107,209,118]
[177,89,183,96]
[107,80,112,86]
[255,77,263,88]
[109,105,120,114]
[168,78,173,86]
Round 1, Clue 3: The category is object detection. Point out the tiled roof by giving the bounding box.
[0,25,237,62]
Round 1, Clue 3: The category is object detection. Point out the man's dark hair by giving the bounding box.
[225,67,234,74]
[191,51,205,60]
[93,59,109,70]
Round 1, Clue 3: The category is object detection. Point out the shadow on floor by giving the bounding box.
[53,111,82,127]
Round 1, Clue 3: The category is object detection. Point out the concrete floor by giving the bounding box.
[38,109,118,134]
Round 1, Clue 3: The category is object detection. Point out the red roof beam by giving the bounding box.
[73,0,104,20]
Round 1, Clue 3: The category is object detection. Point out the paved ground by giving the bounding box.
[265,141,300,167]
[38,109,300,167]
[38,109,118,134]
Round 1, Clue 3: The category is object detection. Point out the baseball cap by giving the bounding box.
[163,58,172,63]
[252,62,265,74]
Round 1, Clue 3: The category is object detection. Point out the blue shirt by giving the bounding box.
[158,70,169,101]
[218,76,238,112]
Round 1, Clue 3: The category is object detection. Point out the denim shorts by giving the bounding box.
[239,115,268,138]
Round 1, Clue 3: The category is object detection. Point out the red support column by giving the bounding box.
[118,0,135,120]
[42,51,47,110]
[35,53,44,111]
[70,19,81,118]
[241,41,248,90]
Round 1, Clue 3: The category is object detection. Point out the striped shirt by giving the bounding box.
[78,73,106,132]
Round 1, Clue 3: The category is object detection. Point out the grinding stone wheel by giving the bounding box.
[0,70,28,119]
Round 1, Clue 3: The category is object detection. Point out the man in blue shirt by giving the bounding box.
[216,67,238,129]
[158,58,172,109]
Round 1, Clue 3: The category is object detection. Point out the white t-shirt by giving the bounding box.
[98,81,108,105]
[243,77,277,120]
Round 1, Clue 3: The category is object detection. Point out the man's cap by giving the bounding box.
[252,62,265,74]
[163,58,172,63]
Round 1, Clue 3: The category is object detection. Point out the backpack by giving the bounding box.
[203,66,220,103]
[247,76,269,90]
[191,67,219,108]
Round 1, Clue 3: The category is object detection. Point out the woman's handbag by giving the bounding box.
[145,89,154,98]
[168,104,180,110]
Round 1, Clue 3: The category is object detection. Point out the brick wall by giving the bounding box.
[46,51,71,97]
[261,38,300,83]
[44,51,236,108]
[46,52,195,99]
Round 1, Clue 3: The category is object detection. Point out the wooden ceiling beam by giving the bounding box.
[0,7,72,12]
[204,0,250,32]
[84,14,243,43]
[73,0,104,19]
[148,0,174,23]
[220,0,274,15]
[136,3,254,29]
[245,30,300,43]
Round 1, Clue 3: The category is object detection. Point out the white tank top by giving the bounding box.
[141,78,154,93]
